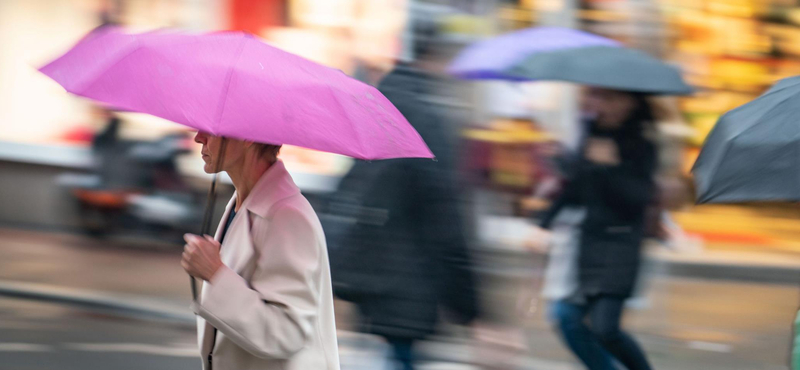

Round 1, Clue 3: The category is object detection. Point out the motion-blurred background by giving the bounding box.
[0,0,797,369]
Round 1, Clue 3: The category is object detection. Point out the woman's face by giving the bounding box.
[581,87,638,131]
[193,131,247,174]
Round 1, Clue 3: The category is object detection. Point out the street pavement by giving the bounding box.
[0,297,488,370]
[0,227,797,370]
[0,297,201,370]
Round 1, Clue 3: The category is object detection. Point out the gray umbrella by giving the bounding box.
[505,46,694,95]
[693,76,800,203]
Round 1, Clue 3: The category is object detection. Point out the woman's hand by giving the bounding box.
[523,225,552,253]
[585,138,620,166]
[182,234,223,282]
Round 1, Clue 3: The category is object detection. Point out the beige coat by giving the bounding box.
[191,161,340,370]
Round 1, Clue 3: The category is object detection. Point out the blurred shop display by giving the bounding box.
[11,0,800,248]
[57,116,201,242]
[661,0,800,176]
[463,117,559,216]
[488,0,800,176]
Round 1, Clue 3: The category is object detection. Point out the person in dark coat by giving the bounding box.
[325,12,478,370]
[539,87,657,370]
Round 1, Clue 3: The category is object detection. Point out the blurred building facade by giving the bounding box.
[4,0,800,249]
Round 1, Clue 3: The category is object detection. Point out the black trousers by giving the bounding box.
[585,295,653,370]
[384,336,415,370]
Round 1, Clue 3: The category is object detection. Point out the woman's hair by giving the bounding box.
[256,143,282,163]
[620,93,655,139]
[587,92,656,145]
[619,94,659,170]
[586,92,657,164]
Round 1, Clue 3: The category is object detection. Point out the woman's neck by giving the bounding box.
[226,158,273,212]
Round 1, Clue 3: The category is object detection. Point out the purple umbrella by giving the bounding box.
[40,27,434,300]
[449,27,692,95]
[448,27,621,80]
[40,27,433,160]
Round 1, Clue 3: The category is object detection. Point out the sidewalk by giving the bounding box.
[475,215,800,284]
[1,277,793,370]
[1,226,796,307]
[0,227,796,370]
[0,281,579,370]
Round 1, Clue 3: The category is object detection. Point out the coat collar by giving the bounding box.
[210,160,300,273]
[235,160,300,219]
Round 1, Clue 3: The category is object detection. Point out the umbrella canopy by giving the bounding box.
[40,27,433,160]
[505,46,694,95]
[448,27,693,95]
[40,27,436,301]
[448,27,620,80]
[693,76,800,203]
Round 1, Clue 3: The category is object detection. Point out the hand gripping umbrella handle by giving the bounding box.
[192,138,227,302]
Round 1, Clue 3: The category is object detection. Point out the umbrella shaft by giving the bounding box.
[201,174,220,235]
[192,138,227,301]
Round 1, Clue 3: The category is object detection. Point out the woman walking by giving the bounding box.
[539,87,658,370]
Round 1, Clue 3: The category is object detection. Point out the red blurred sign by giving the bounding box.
[229,0,287,34]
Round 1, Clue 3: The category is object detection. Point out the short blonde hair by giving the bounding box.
[256,143,282,163]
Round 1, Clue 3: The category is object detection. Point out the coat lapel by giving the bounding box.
[213,195,236,241]
[218,209,255,275]
[197,194,236,359]
[217,160,300,274]
[239,160,301,219]
[196,160,301,360]
[199,194,237,302]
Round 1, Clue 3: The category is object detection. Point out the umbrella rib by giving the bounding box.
[74,37,143,97]
[728,93,800,141]
[213,36,249,136]
[698,139,732,203]
[723,87,800,129]
[330,84,369,159]
[795,133,800,203]
[700,94,800,202]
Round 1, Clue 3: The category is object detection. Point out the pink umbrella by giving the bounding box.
[40,27,433,300]
[40,27,433,160]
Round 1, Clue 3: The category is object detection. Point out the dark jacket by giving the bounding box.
[327,65,478,339]
[541,123,657,298]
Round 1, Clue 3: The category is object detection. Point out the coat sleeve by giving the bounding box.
[539,185,570,229]
[539,175,583,229]
[415,159,480,324]
[192,202,321,360]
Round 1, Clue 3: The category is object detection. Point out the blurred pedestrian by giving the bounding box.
[181,134,340,370]
[537,87,658,370]
[327,7,478,370]
[90,107,125,179]
[90,107,122,152]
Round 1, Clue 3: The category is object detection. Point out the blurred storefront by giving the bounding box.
[441,0,800,253]
[4,0,800,251]
[0,0,359,187]
[492,0,800,177]
[0,0,227,149]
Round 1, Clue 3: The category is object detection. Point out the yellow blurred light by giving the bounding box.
[577,9,629,22]
[463,119,555,144]
[710,59,770,86]
[441,15,493,37]
[687,113,720,146]
[532,0,565,13]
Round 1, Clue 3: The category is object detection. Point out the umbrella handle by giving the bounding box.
[191,276,198,301]
[191,139,227,302]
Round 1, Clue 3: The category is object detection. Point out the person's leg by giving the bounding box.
[385,336,415,370]
[587,296,653,370]
[549,300,617,370]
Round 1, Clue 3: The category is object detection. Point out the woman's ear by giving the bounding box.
[242,140,264,160]
[242,141,261,156]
